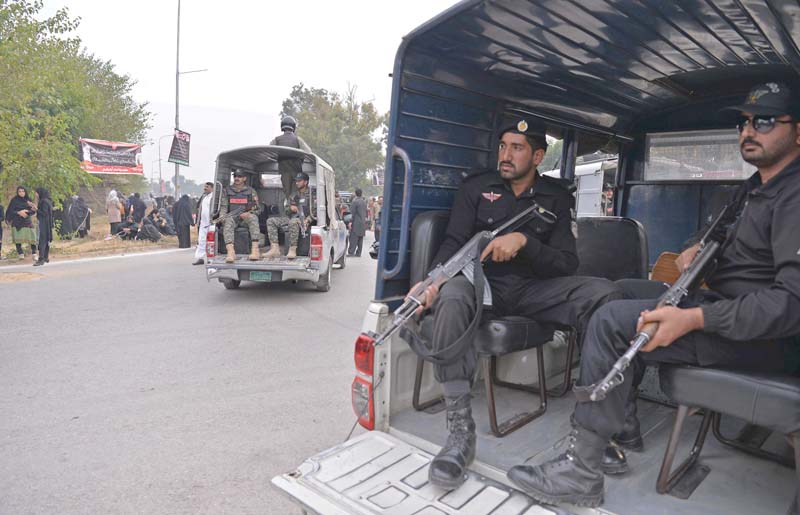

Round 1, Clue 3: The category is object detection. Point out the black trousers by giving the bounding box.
[427,274,623,383]
[574,285,788,438]
[38,238,49,262]
[177,225,191,248]
[348,234,364,256]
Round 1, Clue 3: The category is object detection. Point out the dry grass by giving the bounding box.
[1,213,197,264]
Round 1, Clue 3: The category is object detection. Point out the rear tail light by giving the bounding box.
[352,333,375,430]
[310,233,323,261]
[206,228,216,258]
[354,333,374,374]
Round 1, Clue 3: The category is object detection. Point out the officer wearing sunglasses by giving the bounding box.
[508,81,800,508]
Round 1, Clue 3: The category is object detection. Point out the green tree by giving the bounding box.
[0,0,150,202]
[281,84,386,191]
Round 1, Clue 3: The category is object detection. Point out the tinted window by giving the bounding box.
[645,130,755,181]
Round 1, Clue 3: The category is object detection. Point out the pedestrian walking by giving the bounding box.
[173,194,194,249]
[33,188,53,266]
[193,182,213,265]
[347,188,367,257]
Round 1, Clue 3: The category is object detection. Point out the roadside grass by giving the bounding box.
[1,213,197,264]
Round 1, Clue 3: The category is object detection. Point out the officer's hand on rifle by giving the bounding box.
[675,243,700,272]
[290,205,299,213]
[480,232,528,262]
[407,281,440,315]
[637,306,704,352]
[240,212,251,220]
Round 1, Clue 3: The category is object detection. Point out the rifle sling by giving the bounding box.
[401,238,488,366]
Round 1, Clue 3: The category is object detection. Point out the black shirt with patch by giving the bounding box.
[431,169,577,280]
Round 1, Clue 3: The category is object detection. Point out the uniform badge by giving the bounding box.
[517,120,528,132]
[482,192,502,203]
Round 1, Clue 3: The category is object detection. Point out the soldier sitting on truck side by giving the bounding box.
[265,172,315,260]
[218,169,262,263]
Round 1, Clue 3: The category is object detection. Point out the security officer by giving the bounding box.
[507,83,800,507]
[270,115,312,199]
[265,172,314,259]
[218,169,262,263]
[408,121,623,490]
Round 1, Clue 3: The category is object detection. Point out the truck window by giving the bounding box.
[645,129,755,181]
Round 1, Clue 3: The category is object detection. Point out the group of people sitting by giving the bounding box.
[401,83,800,509]
[216,170,316,262]
[115,209,176,242]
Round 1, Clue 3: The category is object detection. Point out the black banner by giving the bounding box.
[168,129,191,166]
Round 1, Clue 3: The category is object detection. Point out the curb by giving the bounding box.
[0,248,193,271]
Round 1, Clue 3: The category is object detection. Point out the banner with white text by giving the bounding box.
[79,138,143,175]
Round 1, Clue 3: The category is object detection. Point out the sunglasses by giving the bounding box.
[736,115,794,134]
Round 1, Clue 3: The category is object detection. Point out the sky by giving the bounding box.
[42,0,459,185]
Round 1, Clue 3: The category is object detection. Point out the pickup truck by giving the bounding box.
[205,146,347,291]
[272,1,800,513]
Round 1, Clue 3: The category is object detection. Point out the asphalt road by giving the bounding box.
[0,238,377,514]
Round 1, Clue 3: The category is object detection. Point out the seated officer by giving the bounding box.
[218,169,262,263]
[507,83,800,507]
[265,172,315,260]
[407,120,623,490]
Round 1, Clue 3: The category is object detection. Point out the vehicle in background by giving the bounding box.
[272,1,799,513]
[205,146,347,291]
[544,153,618,217]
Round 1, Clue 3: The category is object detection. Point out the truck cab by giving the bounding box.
[205,145,347,291]
[273,1,799,513]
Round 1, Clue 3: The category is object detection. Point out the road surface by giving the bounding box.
[0,240,377,514]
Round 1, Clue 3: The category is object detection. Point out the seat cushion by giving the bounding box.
[660,365,800,435]
[417,313,556,357]
[476,315,557,356]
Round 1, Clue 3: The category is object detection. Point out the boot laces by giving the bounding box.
[564,428,579,462]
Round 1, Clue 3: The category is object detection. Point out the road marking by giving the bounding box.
[0,248,191,271]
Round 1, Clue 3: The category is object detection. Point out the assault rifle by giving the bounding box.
[583,205,730,402]
[364,202,558,351]
[294,195,308,239]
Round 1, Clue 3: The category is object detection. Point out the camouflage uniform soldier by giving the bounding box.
[266,172,315,259]
[218,169,262,263]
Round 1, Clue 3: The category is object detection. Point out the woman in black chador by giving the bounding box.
[172,194,195,248]
[34,188,54,266]
[6,186,38,259]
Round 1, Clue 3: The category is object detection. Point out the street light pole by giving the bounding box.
[174,0,181,198]
[172,0,206,199]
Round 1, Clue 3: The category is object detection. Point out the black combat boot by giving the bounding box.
[428,396,476,490]
[601,444,627,475]
[612,390,643,451]
[508,423,606,507]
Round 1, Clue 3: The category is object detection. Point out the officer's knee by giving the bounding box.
[595,278,624,302]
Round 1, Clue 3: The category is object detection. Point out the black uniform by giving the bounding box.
[424,169,622,384]
[270,131,312,198]
[575,156,800,438]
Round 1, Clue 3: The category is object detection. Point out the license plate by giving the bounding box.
[250,271,272,282]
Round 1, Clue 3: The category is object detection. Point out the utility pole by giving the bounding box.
[174,0,181,198]
[171,0,205,198]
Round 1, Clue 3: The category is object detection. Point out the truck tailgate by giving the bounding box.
[271,432,566,514]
